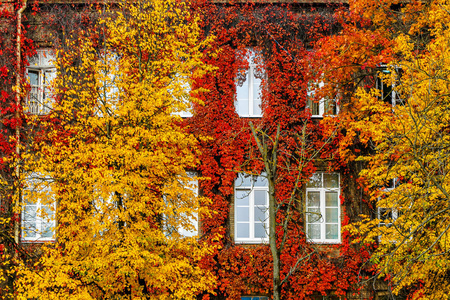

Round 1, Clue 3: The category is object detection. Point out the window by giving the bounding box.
[234,173,269,243]
[169,73,193,117]
[26,49,56,114]
[235,49,264,117]
[378,178,400,228]
[307,81,338,118]
[172,79,193,118]
[22,174,55,242]
[164,172,199,237]
[378,177,400,242]
[98,50,120,116]
[378,207,399,228]
[376,65,403,106]
[177,173,198,237]
[306,173,340,243]
[173,103,193,118]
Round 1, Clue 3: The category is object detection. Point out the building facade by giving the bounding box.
[0,0,394,299]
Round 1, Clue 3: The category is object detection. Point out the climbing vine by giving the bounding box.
[187,1,374,299]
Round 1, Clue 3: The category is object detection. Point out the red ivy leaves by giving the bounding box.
[186,1,373,299]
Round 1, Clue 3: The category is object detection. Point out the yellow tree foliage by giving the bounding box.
[16,0,216,298]
[342,0,450,298]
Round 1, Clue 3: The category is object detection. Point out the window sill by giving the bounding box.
[237,115,263,118]
[235,239,269,244]
[21,239,55,243]
[312,115,339,119]
[307,239,341,244]
[172,113,193,118]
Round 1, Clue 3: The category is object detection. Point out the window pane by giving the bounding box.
[307,80,324,117]
[254,190,266,206]
[235,173,252,188]
[378,69,393,104]
[325,191,338,207]
[236,223,249,238]
[253,174,267,187]
[379,208,393,221]
[254,206,266,223]
[307,207,321,223]
[236,207,249,222]
[308,224,321,240]
[43,70,56,85]
[325,98,337,115]
[28,87,39,102]
[41,221,53,238]
[23,222,36,238]
[43,70,56,108]
[383,81,393,104]
[254,222,266,238]
[326,224,339,240]
[384,178,397,189]
[24,205,37,221]
[236,75,249,116]
[307,173,322,188]
[43,86,53,103]
[179,214,198,237]
[41,50,55,66]
[323,173,339,188]
[23,193,36,205]
[326,208,338,223]
[235,190,250,206]
[307,191,320,207]
[42,205,54,218]
[310,100,320,116]
[253,75,262,115]
[28,71,39,85]
[28,54,39,67]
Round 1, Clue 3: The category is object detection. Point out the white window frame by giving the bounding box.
[305,172,341,244]
[376,65,402,107]
[22,174,56,242]
[234,173,269,243]
[307,81,339,118]
[26,49,56,115]
[235,49,264,118]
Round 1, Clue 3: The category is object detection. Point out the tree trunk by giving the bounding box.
[269,175,281,300]
[14,0,27,250]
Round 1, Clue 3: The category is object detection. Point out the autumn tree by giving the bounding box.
[352,1,450,297]
[185,2,370,299]
[249,119,340,300]
[14,0,216,298]
[319,0,450,298]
